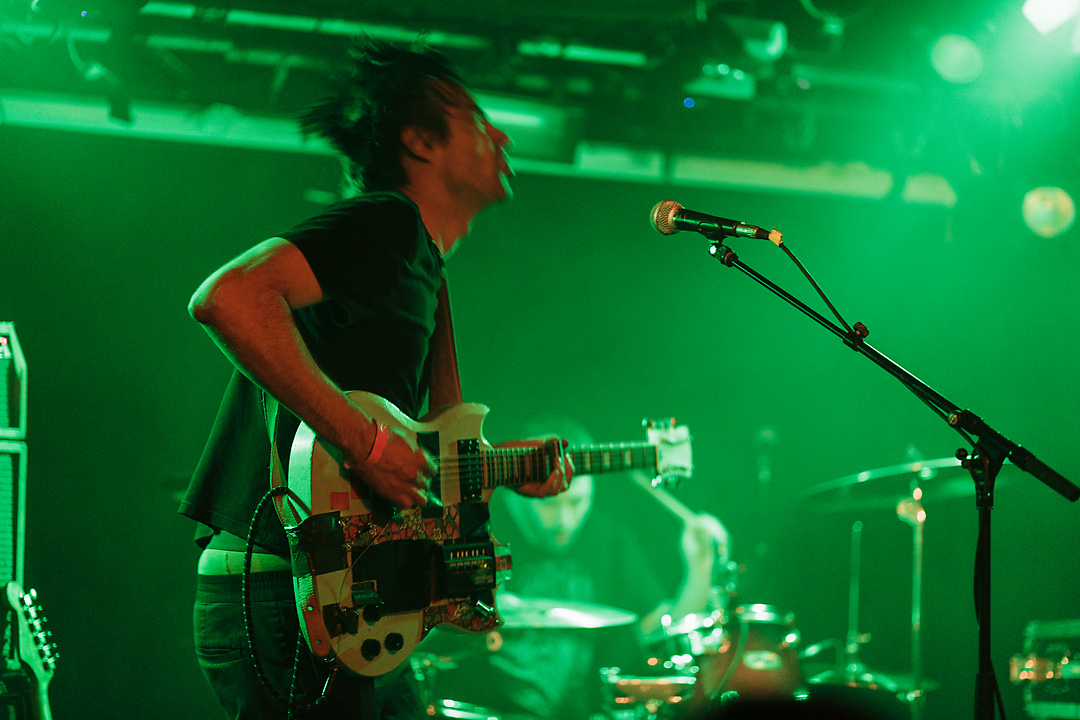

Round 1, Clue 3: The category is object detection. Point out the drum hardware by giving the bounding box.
[896,489,925,709]
[599,667,696,720]
[799,458,970,719]
[410,652,506,719]
[816,512,930,717]
[423,699,502,719]
[1010,618,1080,719]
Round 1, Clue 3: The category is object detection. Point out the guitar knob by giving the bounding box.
[385,633,404,653]
[362,603,384,624]
[360,639,381,661]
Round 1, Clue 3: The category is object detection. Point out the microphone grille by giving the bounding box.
[650,200,682,235]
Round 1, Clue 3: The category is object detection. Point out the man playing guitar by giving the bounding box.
[179,37,572,720]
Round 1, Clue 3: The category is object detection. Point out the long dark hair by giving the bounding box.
[299,36,465,195]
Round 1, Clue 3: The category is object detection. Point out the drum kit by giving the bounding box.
[413,457,998,720]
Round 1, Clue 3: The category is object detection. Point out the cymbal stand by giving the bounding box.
[897,491,926,720]
[844,520,868,681]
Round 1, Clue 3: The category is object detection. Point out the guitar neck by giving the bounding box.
[5,583,54,720]
[482,442,658,489]
[31,683,52,720]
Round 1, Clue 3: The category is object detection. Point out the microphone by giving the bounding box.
[650,200,783,246]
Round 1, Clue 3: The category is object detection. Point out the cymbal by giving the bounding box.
[798,457,1014,512]
[497,592,638,630]
[808,668,940,695]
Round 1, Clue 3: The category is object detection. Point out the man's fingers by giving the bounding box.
[390,486,427,508]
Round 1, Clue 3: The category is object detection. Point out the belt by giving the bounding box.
[197,547,291,575]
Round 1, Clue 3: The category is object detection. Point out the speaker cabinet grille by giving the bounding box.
[0,324,26,440]
[0,442,25,590]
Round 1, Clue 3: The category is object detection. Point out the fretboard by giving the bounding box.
[482,442,658,489]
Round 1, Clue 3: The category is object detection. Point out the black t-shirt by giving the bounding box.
[179,193,444,555]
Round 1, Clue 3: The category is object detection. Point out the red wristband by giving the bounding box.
[360,421,389,468]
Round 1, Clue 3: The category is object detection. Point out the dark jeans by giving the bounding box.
[193,571,422,719]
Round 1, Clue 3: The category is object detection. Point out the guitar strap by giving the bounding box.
[268,274,463,525]
[428,275,464,408]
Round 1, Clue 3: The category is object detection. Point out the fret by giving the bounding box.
[481,442,659,490]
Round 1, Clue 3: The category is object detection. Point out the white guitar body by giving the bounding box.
[278,395,511,677]
[276,391,692,677]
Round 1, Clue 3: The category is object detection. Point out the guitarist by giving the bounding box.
[179,37,573,720]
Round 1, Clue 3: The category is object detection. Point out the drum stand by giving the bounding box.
[815,521,873,686]
[843,520,868,686]
[704,238,1079,719]
[897,492,926,719]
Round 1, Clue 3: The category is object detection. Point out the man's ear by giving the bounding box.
[401,125,437,163]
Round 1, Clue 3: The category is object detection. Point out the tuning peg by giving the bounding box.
[642,418,676,430]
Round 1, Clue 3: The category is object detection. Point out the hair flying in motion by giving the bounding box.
[299,36,466,195]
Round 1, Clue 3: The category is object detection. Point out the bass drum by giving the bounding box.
[699,682,910,720]
[801,676,911,720]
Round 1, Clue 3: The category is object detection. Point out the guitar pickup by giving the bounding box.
[351,580,379,607]
[440,542,497,599]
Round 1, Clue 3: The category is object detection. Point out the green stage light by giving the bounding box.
[931,34,983,84]
[1022,186,1076,237]
[1023,0,1080,35]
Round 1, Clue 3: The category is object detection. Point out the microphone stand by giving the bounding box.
[706,240,1079,720]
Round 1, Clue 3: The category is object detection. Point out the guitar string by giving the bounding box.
[423,446,662,462]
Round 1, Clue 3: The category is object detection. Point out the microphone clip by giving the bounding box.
[708,243,740,268]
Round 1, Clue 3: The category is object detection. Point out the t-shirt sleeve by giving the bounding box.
[278,196,422,310]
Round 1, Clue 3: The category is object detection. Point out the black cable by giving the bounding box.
[777,242,979,450]
[779,243,854,335]
[242,485,338,715]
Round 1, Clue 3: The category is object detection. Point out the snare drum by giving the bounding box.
[599,666,696,720]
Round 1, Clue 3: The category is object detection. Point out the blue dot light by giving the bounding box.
[683,97,696,108]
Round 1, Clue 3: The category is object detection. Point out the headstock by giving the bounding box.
[7,582,57,686]
[644,418,693,487]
